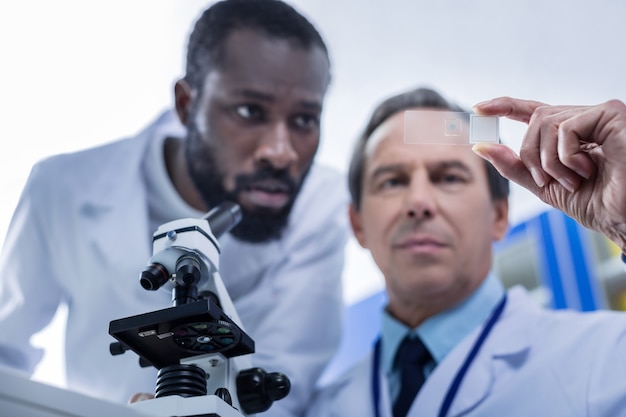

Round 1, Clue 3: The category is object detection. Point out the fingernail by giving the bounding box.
[471,144,488,159]
[473,100,492,109]
[471,144,494,163]
[575,168,591,180]
[529,167,546,187]
[557,177,575,193]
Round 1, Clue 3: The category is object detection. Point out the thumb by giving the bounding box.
[472,143,540,194]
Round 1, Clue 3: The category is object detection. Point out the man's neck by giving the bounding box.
[163,137,207,212]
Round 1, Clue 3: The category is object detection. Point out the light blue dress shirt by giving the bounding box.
[381,273,505,402]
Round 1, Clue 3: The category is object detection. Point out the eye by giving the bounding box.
[235,104,265,121]
[291,113,320,131]
[431,170,470,189]
[376,175,407,190]
[441,173,465,183]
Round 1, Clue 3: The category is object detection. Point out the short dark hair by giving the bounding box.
[348,87,509,210]
[185,0,329,91]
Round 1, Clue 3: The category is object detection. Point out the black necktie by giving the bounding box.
[392,336,432,417]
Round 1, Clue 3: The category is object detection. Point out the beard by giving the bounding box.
[184,122,308,243]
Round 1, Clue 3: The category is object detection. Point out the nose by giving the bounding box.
[254,122,298,170]
[404,172,436,221]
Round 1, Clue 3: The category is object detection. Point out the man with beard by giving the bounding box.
[0,1,349,416]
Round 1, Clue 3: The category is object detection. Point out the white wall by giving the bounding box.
[2,0,626,386]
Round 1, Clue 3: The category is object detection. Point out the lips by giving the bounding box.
[393,234,448,253]
[241,179,292,209]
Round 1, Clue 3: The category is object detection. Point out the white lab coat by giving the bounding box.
[306,286,626,417]
[0,111,350,417]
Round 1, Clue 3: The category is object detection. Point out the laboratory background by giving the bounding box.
[1,0,625,387]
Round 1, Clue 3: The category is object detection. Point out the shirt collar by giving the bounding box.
[381,272,504,374]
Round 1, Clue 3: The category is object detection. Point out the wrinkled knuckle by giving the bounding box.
[518,144,534,160]
[558,118,575,135]
[534,105,553,119]
[605,99,626,112]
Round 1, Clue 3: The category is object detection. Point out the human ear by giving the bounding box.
[174,79,194,126]
[491,198,510,241]
[349,203,368,248]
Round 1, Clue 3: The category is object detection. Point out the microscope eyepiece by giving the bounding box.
[204,201,242,238]
[140,263,169,291]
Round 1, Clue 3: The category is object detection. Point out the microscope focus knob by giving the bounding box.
[236,368,291,414]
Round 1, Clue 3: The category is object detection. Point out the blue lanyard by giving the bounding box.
[371,294,507,417]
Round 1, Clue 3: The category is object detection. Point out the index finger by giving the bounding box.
[473,96,548,124]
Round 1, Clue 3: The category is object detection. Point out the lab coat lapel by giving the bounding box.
[76,131,153,279]
[412,291,532,417]
[445,292,532,417]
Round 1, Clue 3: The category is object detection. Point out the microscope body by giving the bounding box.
[109,203,289,417]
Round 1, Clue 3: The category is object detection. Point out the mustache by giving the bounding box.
[232,167,298,195]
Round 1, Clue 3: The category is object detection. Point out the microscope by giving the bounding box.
[109,202,290,417]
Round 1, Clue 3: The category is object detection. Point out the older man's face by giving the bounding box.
[350,110,509,323]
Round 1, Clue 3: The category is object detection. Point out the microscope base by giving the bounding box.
[130,394,245,417]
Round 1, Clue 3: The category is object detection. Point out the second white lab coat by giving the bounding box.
[0,111,350,417]
[306,286,626,417]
